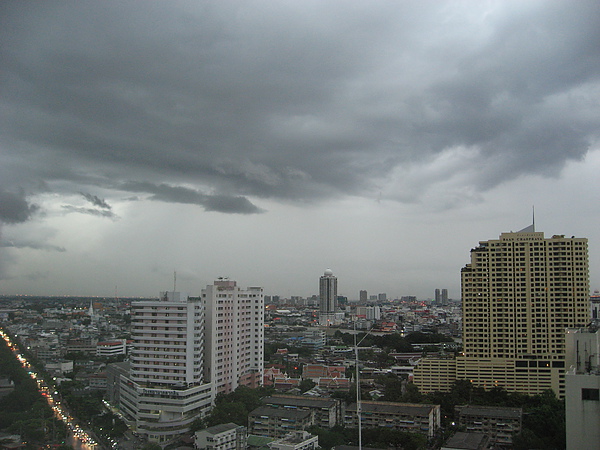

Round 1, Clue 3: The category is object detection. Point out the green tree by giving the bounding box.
[299,379,316,393]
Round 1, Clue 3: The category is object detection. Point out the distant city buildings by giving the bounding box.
[415,226,589,398]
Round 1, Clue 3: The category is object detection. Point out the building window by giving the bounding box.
[582,388,600,401]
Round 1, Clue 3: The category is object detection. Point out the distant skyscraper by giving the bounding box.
[359,290,368,303]
[203,278,264,396]
[415,226,589,397]
[441,289,448,305]
[319,269,339,326]
[434,289,448,305]
[378,293,387,302]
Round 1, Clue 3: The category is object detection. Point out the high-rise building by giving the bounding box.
[415,226,589,397]
[319,269,339,326]
[435,288,449,305]
[203,278,264,396]
[119,291,213,444]
[359,290,368,303]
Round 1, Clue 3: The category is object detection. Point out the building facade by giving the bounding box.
[263,395,342,428]
[249,406,314,438]
[455,405,522,448]
[344,401,441,438]
[203,278,264,396]
[119,292,213,444]
[415,227,589,398]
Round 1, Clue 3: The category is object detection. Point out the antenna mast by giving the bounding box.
[173,271,177,292]
[532,205,535,232]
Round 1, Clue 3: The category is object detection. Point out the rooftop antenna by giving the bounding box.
[173,271,177,293]
[532,205,535,232]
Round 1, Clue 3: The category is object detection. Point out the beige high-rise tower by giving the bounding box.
[415,226,589,398]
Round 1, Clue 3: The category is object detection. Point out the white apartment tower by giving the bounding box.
[319,269,339,326]
[119,292,213,445]
[203,278,264,396]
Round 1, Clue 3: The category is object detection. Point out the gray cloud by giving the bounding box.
[61,205,118,219]
[80,192,111,209]
[0,190,40,224]
[0,0,599,211]
[120,181,264,214]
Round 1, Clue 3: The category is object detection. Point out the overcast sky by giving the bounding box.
[1,0,599,300]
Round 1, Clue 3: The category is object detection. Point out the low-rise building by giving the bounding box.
[249,406,314,438]
[194,423,247,450]
[96,339,130,357]
[268,431,318,450]
[345,401,441,438]
[263,395,341,428]
[455,405,522,448]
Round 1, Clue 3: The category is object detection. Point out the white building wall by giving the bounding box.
[203,279,264,396]
[121,292,211,445]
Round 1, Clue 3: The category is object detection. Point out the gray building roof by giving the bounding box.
[201,422,242,435]
[457,405,522,419]
[250,406,312,420]
[442,432,488,450]
[346,401,436,416]
[265,395,337,409]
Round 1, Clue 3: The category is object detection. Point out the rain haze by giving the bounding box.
[1,0,599,299]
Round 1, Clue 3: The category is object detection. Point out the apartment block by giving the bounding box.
[455,405,522,448]
[203,279,264,395]
[263,395,342,428]
[119,292,213,445]
[415,227,589,398]
[249,406,314,438]
[344,401,441,438]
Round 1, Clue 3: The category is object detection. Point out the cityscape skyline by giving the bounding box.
[1,1,599,299]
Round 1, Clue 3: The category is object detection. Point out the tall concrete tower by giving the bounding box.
[319,269,338,326]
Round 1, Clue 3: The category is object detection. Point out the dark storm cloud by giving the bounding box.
[80,192,111,210]
[0,190,39,224]
[120,181,264,214]
[61,205,118,219]
[1,0,599,209]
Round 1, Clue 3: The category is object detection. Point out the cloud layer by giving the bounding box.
[1,1,599,295]
[2,1,599,216]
